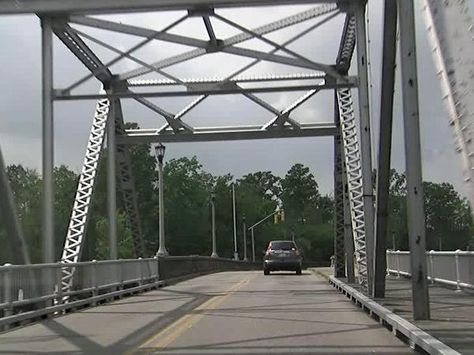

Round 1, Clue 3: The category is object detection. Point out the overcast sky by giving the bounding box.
[0,1,472,197]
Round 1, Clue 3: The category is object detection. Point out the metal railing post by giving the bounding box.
[138,257,143,285]
[396,250,401,278]
[429,250,435,284]
[91,260,98,304]
[2,264,13,322]
[55,263,63,305]
[455,249,462,292]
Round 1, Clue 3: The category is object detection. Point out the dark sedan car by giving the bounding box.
[263,240,302,275]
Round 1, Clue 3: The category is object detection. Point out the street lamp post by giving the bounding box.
[155,143,168,257]
[210,189,218,258]
[232,183,238,260]
[242,214,248,261]
[251,227,255,262]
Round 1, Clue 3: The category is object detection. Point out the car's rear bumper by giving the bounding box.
[264,259,302,271]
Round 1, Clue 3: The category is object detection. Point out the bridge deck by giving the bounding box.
[0,271,412,354]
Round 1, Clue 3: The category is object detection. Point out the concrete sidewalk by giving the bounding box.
[318,268,474,354]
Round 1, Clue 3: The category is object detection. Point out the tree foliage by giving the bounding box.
[0,150,472,265]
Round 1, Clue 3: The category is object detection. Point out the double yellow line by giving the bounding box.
[128,273,256,353]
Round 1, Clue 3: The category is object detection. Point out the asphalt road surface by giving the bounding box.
[0,271,414,354]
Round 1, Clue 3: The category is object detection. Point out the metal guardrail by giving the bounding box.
[386,250,474,291]
[0,258,159,323]
[0,256,260,329]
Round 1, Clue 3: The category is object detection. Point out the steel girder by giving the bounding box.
[51,21,112,84]
[61,96,110,293]
[55,80,356,100]
[422,0,474,213]
[337,88,368,290]
[335,14,356,72]
[333,100,346,278]
[113,100,146,258]
[0,0,346,15]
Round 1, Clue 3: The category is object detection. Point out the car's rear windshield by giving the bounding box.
[269,241,296,250]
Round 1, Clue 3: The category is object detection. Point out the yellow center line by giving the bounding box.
[127,272,257,354]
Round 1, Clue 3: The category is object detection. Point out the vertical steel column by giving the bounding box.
[374,0,398,298]
[398,0,430,320]
[156,151,168,256]
[334,92,346,278]
[343,171,355,283]
[41,17,55,264]
[107,100,118,260]
[355,2,375,293]
[0,147,30,265]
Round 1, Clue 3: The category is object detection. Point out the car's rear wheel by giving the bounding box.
[264,268,270,275]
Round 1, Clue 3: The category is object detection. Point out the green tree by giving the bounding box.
[163,156,213,255]
[424,181,471,250]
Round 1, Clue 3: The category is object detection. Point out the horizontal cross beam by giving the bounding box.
[118,123,338,144]
[0,0,346,15]
[55,78,357,100]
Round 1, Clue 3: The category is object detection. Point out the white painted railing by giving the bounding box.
[386,250,474,291]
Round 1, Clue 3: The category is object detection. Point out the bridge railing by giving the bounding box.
[0,256,259,329]
[0,258,159,320]
[386,250,474,290]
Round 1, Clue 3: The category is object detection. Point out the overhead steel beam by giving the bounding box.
[65,15,188,92]
[70,16,211,49]
[70,16,330,72]
[119,123,337,144]
[0,0,344,15]
[336,14,356,72]
[373,0,397,299]
[128,73,326,87]
[55,79,357,100]
[202,15,217,46]
[264,89,318,129]
[51,21,112,84]
[71,27,184,85]
[213,13,341,78]
[118,4,338,80]
[133,96,193,133]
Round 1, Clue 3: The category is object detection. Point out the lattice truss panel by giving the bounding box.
[337,88,368,289]
[422,0,474,210]
[61,96,110,292]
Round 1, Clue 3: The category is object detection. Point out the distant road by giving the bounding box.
[0,271,413,354]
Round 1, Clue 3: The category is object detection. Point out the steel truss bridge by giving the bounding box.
[1,0,474,333]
